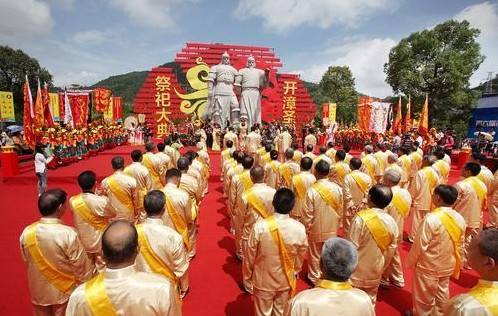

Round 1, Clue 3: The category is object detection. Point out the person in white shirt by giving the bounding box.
[34,143,53,196]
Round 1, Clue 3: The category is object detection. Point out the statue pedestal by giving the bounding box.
[1,146,19,177]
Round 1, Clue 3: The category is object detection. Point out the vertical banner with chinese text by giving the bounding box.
[0,92,15,122]
[49,93,60,121]
[322,103,329,125]
[329,103,337,123]
[113,97,123,122]
[155,74,171,137]
[104,96,114,121]
[282,81,297,128]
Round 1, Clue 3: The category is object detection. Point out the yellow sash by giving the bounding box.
[243,189,270,218]
[400,155,412,176]
[411,152,422,167]
[164,193,190,251]
[70,195,108,230]
[107,175,134,214]
[357,209,392,252]
[350,171,369,194]
[25,223,76,293]
[464,177,487,208]
[262,153,271,164]
[312,181,339,210]
[84,273,117,316]
[318,279,353,290]
[222,149,230,160]
[136,224,177,282]
[229,160,237,168]
[143,154,161,184]
[362,156,375,178]
[239,171,253,191]
[391,191,410,217]
[293,151,302,163]
[293,174,307,200]
[374,152,385,171]
[468,282,498,315]
[280,164,293,186]
[265,216,296,296]
[434,160,450,178]
[421,167,437,192]
[334,163,347,182]
[432,208,463,279]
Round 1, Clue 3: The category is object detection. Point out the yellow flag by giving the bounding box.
[0,91,15,122]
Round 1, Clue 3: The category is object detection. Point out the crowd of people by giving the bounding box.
[18,121,498,316]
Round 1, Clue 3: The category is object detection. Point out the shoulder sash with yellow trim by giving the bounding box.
[357,209,392,252]
[262,153,271,164]
[280,164,293,186]
[107,175,134,214]
[265,216,296,296]
[269,161,279,173]
[468,282,498,315]
[312,181,340,210]
[25,223,76,293]
[143,154,161,184]
[350,171,369,194]
[334,162,348,182]
[70,195,108,230]
[292,174,307,200]
[136,224,177,282]
[362,156,376,178]
[318,279,353,290]
[391,190,410,217]
[239,171,253,191]
[421,167,438,192]
[84,273,117,316]
[243,188,270,218]
[400,155,412,176]
[432,208,463,279]
[163,192,190,251]
[464,177,487,208]
[374,152,385,171]
[221,149,231,160]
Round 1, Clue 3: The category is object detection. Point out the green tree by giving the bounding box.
[0,45,53,122]
[384,20,484,137]
[319,66,358,124]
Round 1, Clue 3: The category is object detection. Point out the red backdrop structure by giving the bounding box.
[133,42,316,138]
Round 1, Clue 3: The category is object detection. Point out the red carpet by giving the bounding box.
[0,147,480,315]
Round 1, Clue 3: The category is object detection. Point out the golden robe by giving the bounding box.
[65,265,182,316]
[489,169,498,227]
[290,171,316,222]
[164,145,180,168]
[361,154,381,183]
[445,280,498,316]
[343,170,372,233]
[20,218,95,307]
[161,183,194,240]
[303,179,343,285]
[407,207,466,316]
[286,283,375,316]
[142,152,164,189]
[264,160,281,189]
[409,167,440,239]
[230,169,254,257]
[348,208,398,304]
[278,161,300,189]
[385,163,408,189]
[245,214,308,316]
[245,131,262,156]
[101,170,139,222]
[179,172,200,259]
[135,218,189,294]
[329,161,351,187]
[124,162,152,221]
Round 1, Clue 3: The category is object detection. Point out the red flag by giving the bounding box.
[403,95,412,133]
[33,79,44,128]
[418,94,429,135]
[23,76,35,148]
[393,96,402,134]
[113,96,123,121]
[42,83,54,127]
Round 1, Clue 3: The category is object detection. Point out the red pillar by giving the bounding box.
[1,146,19,177]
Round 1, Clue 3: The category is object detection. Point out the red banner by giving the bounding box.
[23,78,35,148]
[93,88,112,112]
[357,96,372,131]
[113,96,123,121]
[42,83,54,127]
[34,81,44,129]
[67,93,89,128]
[393,96,402,134]
[418,95,429,135]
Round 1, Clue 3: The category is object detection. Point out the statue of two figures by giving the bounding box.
[203,52,269,130]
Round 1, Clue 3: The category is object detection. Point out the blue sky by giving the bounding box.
[0,0,497,98]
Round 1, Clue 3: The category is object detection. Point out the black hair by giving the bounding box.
[335,150,346,161]
[77,170,96,191]
[111,156,125,170]
[434,184,458,205]
[315,160,330,176]
[130,150,142,162]
[300,157,313,171]
[464,162,481,176]
[38,188,67,216]
[368,185,393,209]
[273,188,295,214]
[350,158,362,170]
[143,190,165,216]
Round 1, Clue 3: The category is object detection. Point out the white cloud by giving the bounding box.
[72,30,109,45]
[234,0,395,33]
[455,1,498,87]
[0,0,54,37]
[297,38,396,98]
[108,0,182,29]
[54,70,99,87]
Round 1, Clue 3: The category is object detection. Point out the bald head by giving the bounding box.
[321,237,358,282]
[102,220,138,267]
[250,166,265,183]
[384,169,401,187]
[285,148,294,160]
[387,153,398,164]
[364,145,373,154]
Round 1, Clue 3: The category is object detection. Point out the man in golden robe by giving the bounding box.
[264,150,281,189]
[398,147,413,189]
[135,191,190,297]
[408,184,466,316]
[409,143,423,186]
[380,169,411,288]
[143,142,164,189]
[278,149,301,189]
[303,144,317,161]
[196,141,210,166]
[225,151,245,226]
[245,126,262,159]
[161,168,194,261]
[453,162,487,268]
[71,171,116,270]
[164,138,180,168]
[101,156,140,222]
[156,142,173,172]
[231,156,255,259]
[348,185,398,304]
[408,155,440,242]
[432,149,451,184]
[221,140,235,170]
[187,150,209,198]
[325,142,336,161]
[385,153,408,189]
[313,146,332,168]
[246,188,307,316]
[290,157,316,222]
[223,126,238,149]
[361,145,381,184]
[303,160,343,285]
[66,220,182,315]
[240,166,276,293]
[275,128,292,162]
[343,158,373,233]
[373,143,388,179]
[286,237,375,316]
[124,150,153,221]
[177,157,202,259]
[292,143,303,163]
[258,144,273,168]
[330,150,351,187]
[445,228,498,315]
[20,189,94,316]
[490,169,498,229]
[469,152,495,228]
[304,128,317,151]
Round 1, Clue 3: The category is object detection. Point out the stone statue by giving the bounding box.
[204,52,240,130]
[235,55,268,128]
